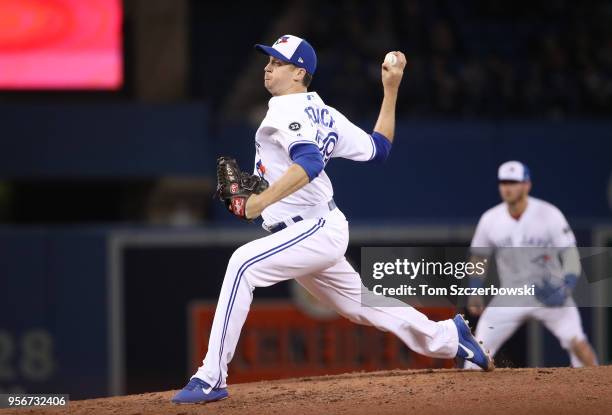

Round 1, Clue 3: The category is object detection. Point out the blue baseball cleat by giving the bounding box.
[453,314,494,371]
[171,377,229,404]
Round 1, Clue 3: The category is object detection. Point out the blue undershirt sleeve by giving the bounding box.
[369,131,392,164]
[289,143,324,182]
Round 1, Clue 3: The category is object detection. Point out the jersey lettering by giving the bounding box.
[304,106,335,129]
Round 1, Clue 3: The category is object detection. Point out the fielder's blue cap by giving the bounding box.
[255,34,317,75]
[498,160,531,182]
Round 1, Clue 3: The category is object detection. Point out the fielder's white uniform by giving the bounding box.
[469,196,589,367]
[192,91,459,388]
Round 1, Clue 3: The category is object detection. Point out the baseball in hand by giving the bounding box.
[384,52,397,66]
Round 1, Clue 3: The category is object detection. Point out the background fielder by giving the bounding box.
[466,160,598,369]
[172,34,493,404]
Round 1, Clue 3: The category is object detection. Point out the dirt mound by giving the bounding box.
[8,366,611,415]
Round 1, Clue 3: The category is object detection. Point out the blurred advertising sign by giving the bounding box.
[190,301,454,383]
[0,0,122,89]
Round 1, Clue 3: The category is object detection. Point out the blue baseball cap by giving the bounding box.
[255,35,317,75]
[498,161,531,182]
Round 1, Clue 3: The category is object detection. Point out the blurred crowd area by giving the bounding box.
[2,0,612,226]
[192,0,612,120]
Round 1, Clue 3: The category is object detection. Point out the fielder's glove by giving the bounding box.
[534,274,578,307]
[215,156,269,220]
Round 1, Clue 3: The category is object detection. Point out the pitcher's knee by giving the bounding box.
[227,246,272,288]
[227,246,252,273]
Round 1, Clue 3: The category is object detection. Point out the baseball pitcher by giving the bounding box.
[172,35,493,404]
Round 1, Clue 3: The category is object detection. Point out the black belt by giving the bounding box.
[268,199,337,233]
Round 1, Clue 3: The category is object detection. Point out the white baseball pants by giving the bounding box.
[465,304,589,369]
[193,208,459,388]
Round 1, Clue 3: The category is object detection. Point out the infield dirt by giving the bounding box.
[6,366,611,415]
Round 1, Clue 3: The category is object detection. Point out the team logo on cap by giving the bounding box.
[274,36,290,45]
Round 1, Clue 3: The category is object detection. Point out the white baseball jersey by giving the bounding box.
[254,91,376,226]
[471,196,576,288]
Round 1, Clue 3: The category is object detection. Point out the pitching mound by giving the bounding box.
[8,366,611,415]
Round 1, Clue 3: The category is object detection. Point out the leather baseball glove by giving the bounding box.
[215,156,269,220]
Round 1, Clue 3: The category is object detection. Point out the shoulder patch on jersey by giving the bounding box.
[289,122,301,131]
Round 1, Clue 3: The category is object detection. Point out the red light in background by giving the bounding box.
[0,0,122,89]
